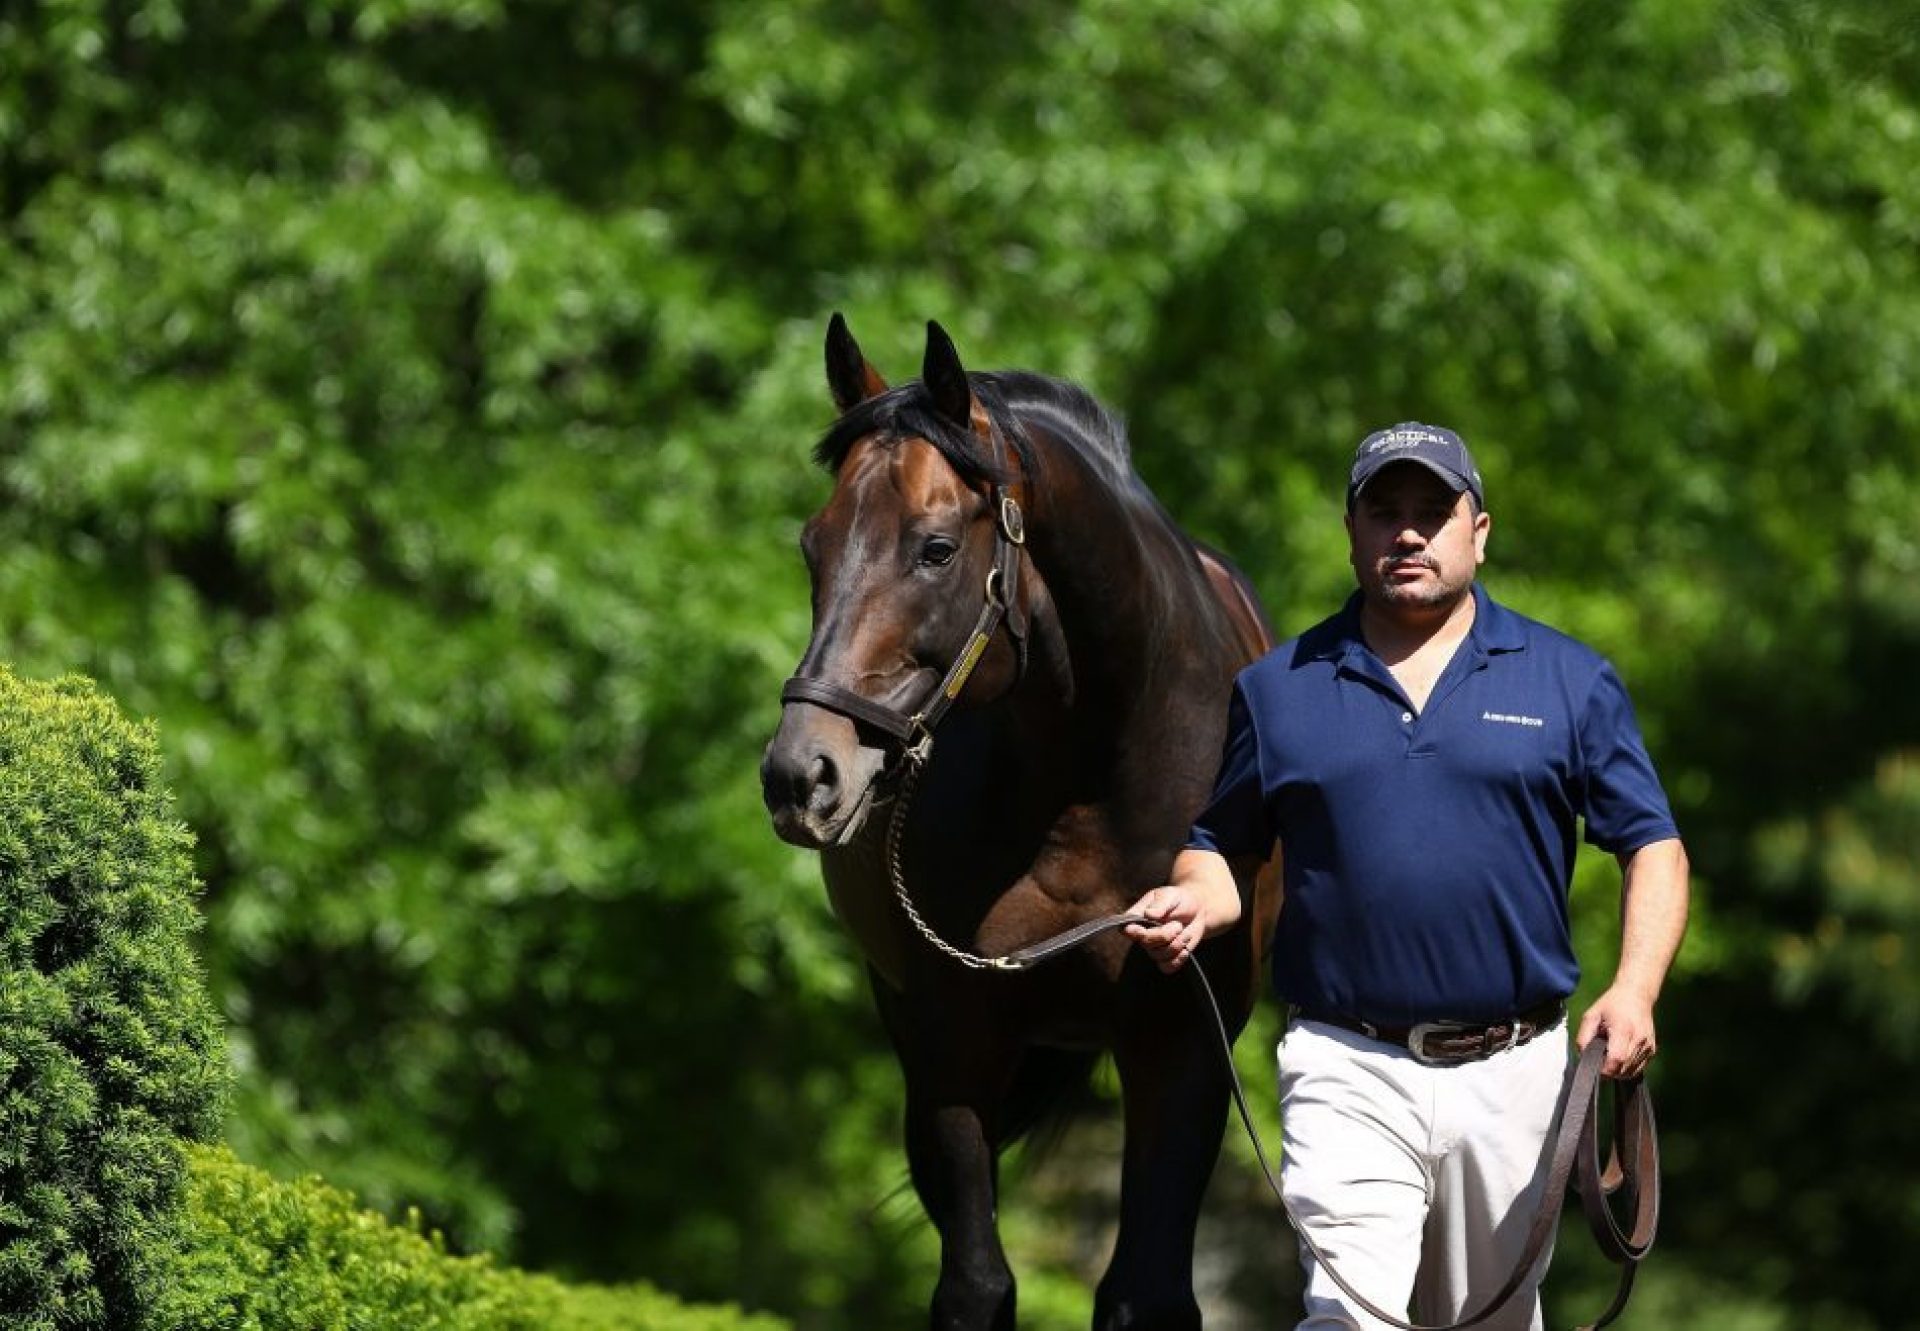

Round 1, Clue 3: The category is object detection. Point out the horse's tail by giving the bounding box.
[998,1045,1103,1157]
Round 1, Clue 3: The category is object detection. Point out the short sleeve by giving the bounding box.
[1578,662,1680,854]
[1185,676,1274,860]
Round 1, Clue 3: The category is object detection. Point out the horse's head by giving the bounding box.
[762,316,1030,849]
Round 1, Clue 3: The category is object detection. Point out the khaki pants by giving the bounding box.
[1277,1016,1571,1331]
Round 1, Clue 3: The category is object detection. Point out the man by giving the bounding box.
[1126,423,1689,1330]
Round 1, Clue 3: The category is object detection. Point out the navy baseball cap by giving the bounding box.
[1347,421,1484,511]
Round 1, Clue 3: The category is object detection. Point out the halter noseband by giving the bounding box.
[780,420,1030,758]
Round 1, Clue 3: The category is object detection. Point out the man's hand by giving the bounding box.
[1124,848,1242,974]
[1125,885,1210,974]
[1576,986,1658,1079]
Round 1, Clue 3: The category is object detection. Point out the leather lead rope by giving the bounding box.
[884,854,1659,1329]
[1185,958,1658,1331]
[885,823,1656,1330]
[1569,1051,1659,1331]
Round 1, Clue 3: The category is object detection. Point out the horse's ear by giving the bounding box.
[922,320,973,427]
[825,312,888,413]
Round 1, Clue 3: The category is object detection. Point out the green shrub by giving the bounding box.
[0,668,229,1328]
[165,1144,788,1331]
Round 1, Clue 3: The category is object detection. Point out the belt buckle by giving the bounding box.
[1408,1019,1523,1065]
[1406,1020,1456,1066]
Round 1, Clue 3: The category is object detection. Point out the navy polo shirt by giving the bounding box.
[1188,583,1678,1025]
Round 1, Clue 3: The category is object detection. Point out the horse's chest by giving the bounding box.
[821,840,912,990]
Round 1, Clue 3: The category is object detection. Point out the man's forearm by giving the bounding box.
[1169,847,1244,938]
[1613,837,1690,1002]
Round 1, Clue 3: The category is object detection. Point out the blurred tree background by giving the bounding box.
[3,0,1918,1326]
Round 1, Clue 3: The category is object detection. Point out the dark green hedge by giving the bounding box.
[0,665,784,1326]
[0,668,229,1328]
[165,1144,788,1330]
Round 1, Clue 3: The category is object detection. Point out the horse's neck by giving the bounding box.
[1022,444,1226,758]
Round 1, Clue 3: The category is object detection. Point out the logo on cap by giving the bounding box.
[1365,428,1452,455]
[1348,420,1484,509]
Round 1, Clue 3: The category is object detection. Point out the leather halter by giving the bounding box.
[780,419,1030,755]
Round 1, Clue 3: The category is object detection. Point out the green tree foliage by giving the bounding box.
[3,1,918,1319]
[3,0,1920,1326]
[0,668,227,1328]
[166,1143,788,1331]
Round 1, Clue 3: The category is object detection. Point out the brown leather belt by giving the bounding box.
[1296,999,1566,1065]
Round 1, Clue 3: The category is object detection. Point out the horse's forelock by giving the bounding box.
[812,382,1014,489]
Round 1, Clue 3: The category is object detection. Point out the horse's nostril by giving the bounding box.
[808,753,839,804]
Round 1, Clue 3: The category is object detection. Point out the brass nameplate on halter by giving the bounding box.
[945,632,992,699]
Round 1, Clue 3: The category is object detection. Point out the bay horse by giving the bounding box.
[761,316,1280,1330]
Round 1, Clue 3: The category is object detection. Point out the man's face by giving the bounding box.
[1346,463,1490,613]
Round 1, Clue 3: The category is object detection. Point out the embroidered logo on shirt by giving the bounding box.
[1482,711,1545,728]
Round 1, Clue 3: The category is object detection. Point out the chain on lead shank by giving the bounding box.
[886,736,1022,972]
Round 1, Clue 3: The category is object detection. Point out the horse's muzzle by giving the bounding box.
[761,704,890,848]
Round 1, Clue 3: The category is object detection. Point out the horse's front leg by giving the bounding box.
[878,978,1021,1330]
[1093,965,1231,1331]
[907,1083,1017,1330]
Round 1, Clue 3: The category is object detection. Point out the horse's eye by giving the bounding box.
[918,537,959,568]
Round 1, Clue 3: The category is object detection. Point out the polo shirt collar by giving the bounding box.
[1469,583,1529,654]
[1313,582,1528,668]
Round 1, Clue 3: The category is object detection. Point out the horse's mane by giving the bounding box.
[813,371,1133,492]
